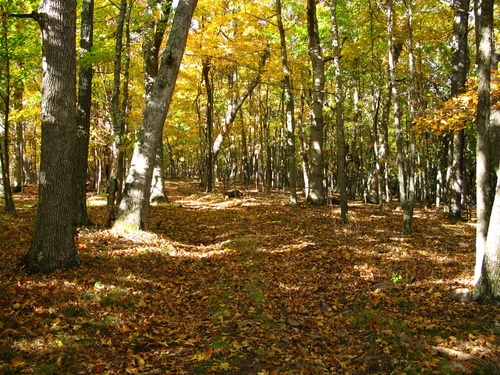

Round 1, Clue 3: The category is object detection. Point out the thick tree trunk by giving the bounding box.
[306,0,325,206]
[473,0,496,300]
[113,0,198,231]
[74,0,94,226]
[22,0,80,273]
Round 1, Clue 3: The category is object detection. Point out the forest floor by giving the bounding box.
[1,180,499,375]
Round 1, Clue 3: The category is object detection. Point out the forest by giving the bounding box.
[0,0,499,373]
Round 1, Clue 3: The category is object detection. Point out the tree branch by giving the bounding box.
[8,11,42,26]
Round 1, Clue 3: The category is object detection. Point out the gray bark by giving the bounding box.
[306,0,325,206]
[473,0,497,300]
[114,0,198,231]
[449,0,470,219]
[22,0,80,273]
[74,0,94,226]
[331,0,347,221]
[276,0,297,205]
[0,11,16,214]
[143,0,172,202]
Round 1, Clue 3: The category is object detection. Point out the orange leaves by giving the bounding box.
[413,71,500,136]
[1,182,499,373]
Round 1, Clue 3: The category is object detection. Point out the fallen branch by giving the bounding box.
[425,345,492,367]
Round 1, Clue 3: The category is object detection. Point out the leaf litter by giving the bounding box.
[1,180,499,374]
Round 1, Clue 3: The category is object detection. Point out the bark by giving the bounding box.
[150,140,169,202]
[74,0,94,226]
[306,0,326,206]
[202,58,214,192]
[143,0,172,202]
[113,0,198,231]
[405,0,416,232]
[22,0,80,273]
[143,0,172,101]
[473,0,497,300]
[276,0,297,205]
[449,0,470,219]
[12,86,24,193]
[0,10,16,214]
[331,0,348,222]
[105,0,127,227]
[387,0,414,234]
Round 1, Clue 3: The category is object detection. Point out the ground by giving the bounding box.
[0,180,499,374]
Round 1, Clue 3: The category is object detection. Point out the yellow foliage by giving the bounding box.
[413,71,500,136]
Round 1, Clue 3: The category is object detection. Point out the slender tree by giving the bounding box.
[21,0,80,273]
[143,0,172,203]
[0,5,16,214]
[202,57,214,192]
[74,0,94,226]
[448,0,470,219]
[330,0,347,221]
[113,0,198,231]
[276,0,297,205]
[103,0,127,227]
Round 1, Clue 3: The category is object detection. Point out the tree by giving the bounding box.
[143,0,172,203]
[103,0,128,227]
[473,0,499,301]
[306,0,326,206]
[330,0,348,221]
[113,0,198,231]
[448,0,470,219]
[74,0,94,226]
[276,0,297,205]
[0,3,16,214]
[20,0,80,273]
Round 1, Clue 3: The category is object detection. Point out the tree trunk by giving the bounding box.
[448,0,470,219]
[104,0,127,227]
[22,0,80,273]
[113,0,198,231]
[276,0,297,205]
[143,0,171,202]
[387,0,414,234]
[0,10,16,214]
[74,0,94,226]
[12,86,24,193]
[331,0,348,222]
[202,58,214,192]
[404,0,416,233]
[306,0,325,206]
[473,0,497,300]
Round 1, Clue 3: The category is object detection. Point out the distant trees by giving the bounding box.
[1,0,499,276]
